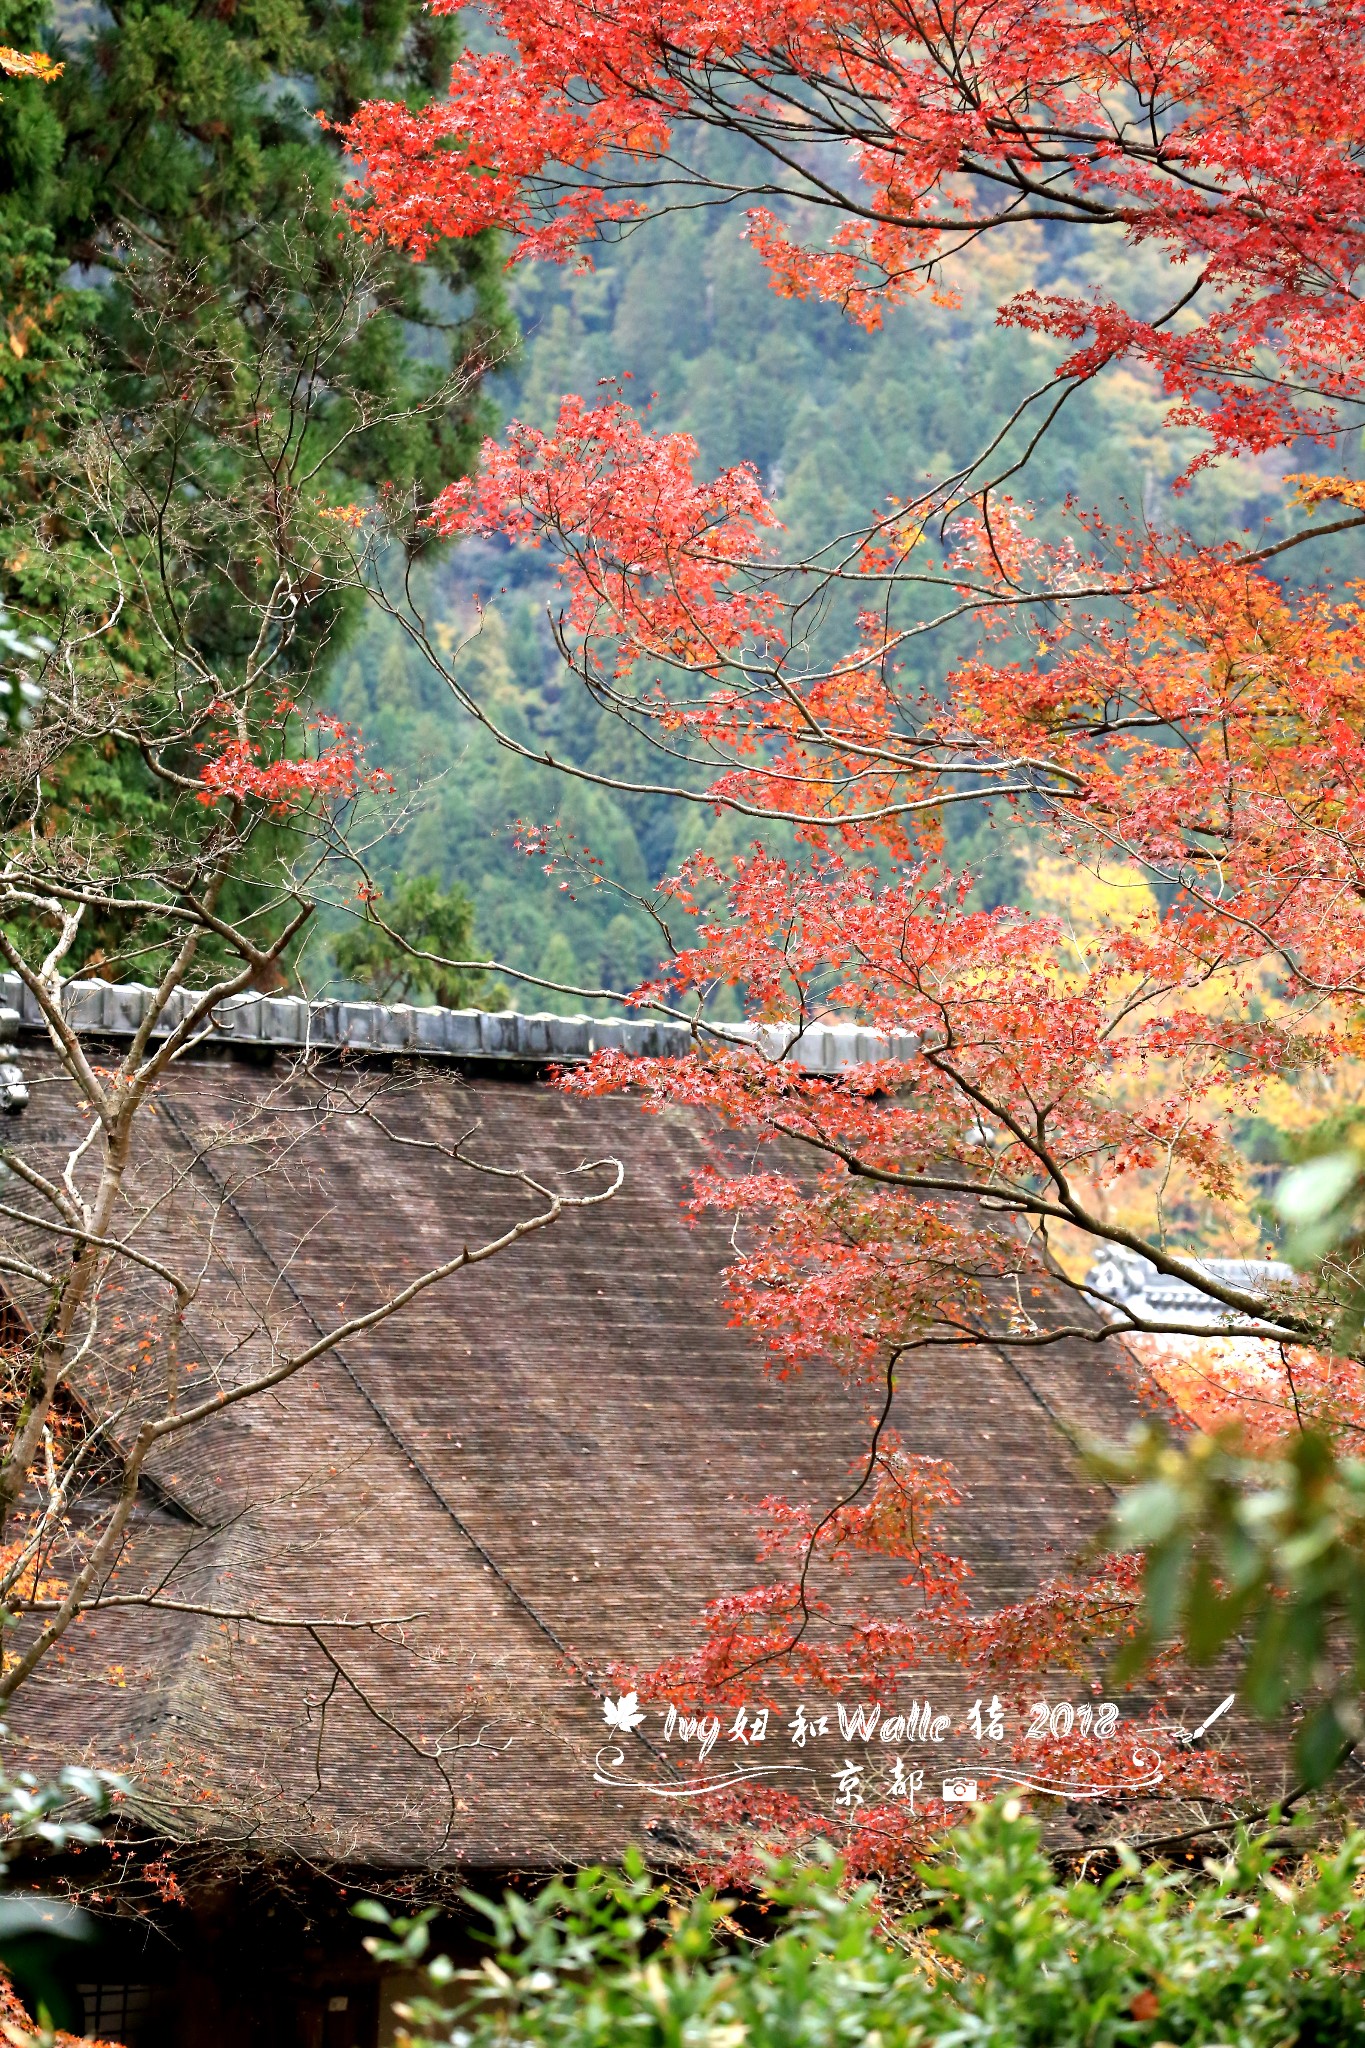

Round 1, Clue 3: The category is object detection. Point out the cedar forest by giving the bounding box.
[5,0,1365,1913]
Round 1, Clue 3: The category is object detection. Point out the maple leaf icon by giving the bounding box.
[602,1690,645,1734]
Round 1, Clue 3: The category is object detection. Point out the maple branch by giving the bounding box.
[752,1111,1313,1341]
[26,1597,425,1628]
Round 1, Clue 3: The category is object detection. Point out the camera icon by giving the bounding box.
[942,1776,978,1803]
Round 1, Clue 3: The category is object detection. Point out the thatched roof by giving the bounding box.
[2,999,1152,1875]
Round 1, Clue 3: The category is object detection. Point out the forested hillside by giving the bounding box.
[326,141,1301,1009]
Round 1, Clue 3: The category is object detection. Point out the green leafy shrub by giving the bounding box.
[333,874,505,1010]
[362,1801,1365,2047]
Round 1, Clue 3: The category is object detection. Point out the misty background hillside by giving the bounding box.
[323,141,1296,1011]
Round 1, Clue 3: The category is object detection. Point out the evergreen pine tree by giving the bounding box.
[48,0,512,514]
[0,0,513,980]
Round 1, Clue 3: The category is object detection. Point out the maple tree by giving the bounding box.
[250,0,1365,1854]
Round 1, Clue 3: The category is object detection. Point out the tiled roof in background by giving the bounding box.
[4,1041,1176,1872]
[0,974,916,1072]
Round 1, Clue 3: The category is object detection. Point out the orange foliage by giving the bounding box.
[0,48,61,80]
[0,1966,120,2048]
[325,0,1365,1852]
